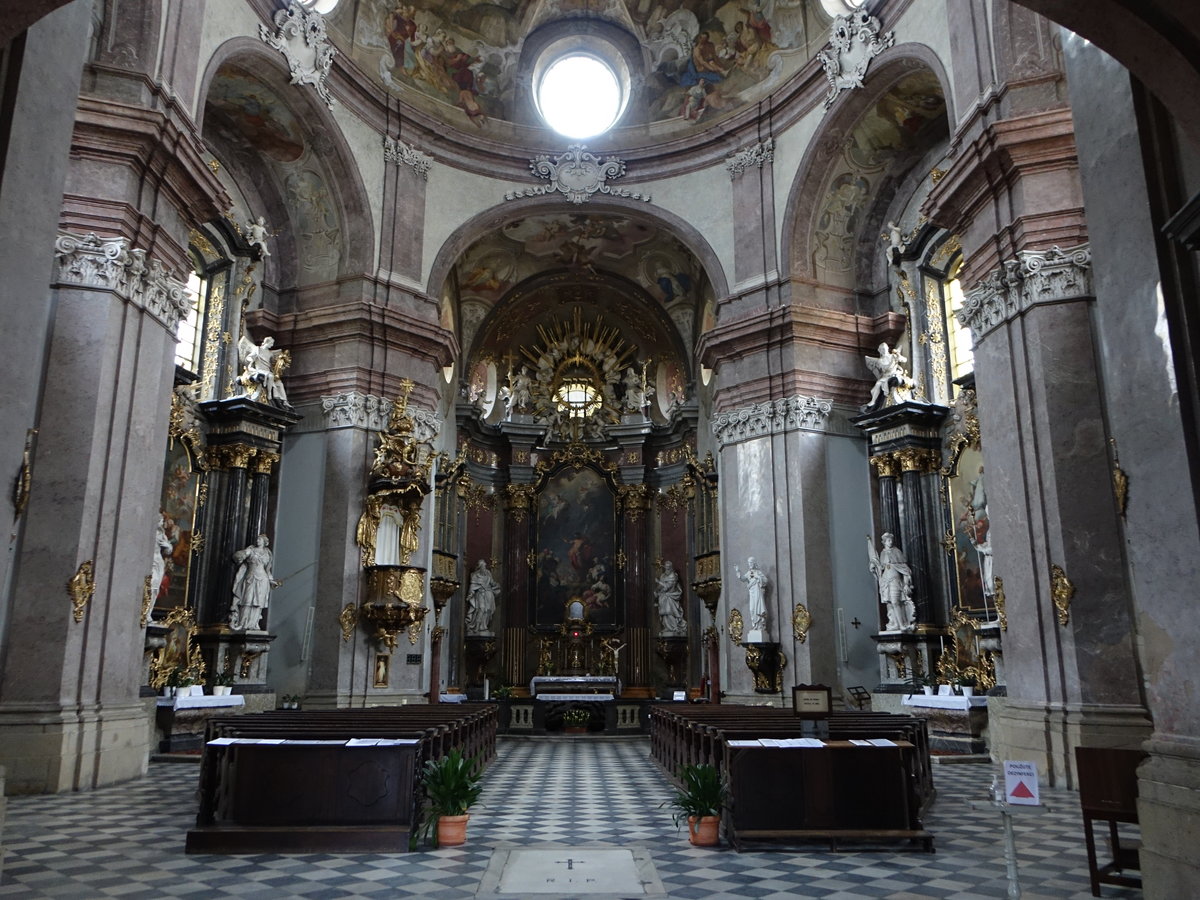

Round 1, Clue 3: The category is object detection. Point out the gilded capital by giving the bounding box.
[870,453,899,478]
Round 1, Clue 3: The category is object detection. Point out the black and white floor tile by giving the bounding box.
[0,737,1142,899]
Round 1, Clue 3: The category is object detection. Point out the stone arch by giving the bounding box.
[196,37,375,283]
[779,45,955,292]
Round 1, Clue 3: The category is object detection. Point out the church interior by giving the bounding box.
[1,0,1199,895]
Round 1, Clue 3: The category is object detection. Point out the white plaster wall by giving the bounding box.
[193,0,263,115]
[892,0,958,112]
[772,104,823,248]
[330,102,385,270]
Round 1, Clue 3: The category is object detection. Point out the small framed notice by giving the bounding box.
[791,684,832,719]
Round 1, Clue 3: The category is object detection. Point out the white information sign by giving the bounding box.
[1004,760,1040,806]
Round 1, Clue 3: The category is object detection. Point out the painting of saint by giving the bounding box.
[534,466,618,626]
[156,439,202,612]
[948,445,993,618]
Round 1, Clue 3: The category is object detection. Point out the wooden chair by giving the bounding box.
[1074,746,1146,896]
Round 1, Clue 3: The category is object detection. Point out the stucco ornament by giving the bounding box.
[505,145,651,204]
[259,2,337,110]
[818,11,896,109]
[383,135,433,180]
[725,138,775,179]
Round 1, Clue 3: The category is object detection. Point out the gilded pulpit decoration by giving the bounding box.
[818,11,895,109]
[258,1,337,109]
[68,560,95,623]
[339,602,358,642]
[994,576,1008,631]
[1110,438,1129,516]
[504,145,651,204]
[792,603,812,643]
[728,608,744,644]
[1050,564,1075,626]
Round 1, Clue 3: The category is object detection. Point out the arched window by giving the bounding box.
[175,249,208,375]
[944,263,975,384]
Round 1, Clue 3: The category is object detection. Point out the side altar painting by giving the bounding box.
[534,466,618,627]
[942,390,993,619]
[154,435,202,613]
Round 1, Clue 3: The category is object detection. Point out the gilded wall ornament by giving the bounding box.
[12,428,35,518]
[993,576,1007,631]
[506,484,536,522]
[817,11,896,109]
[68,560,95,623]
[1050,564,1075,626]
[1110,438,1129,516]
[140,575,154,628]
[339,602,358,642]
[258,1,336,109]
[504,145,651,204]
[792,603,812,643]
[728,608,744,644]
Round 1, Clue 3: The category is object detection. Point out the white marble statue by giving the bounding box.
[150,512,173,601]
[734,556,768,639]
[505,366,532,418]
[230,534,277,631]
[861,342,914,411]
[246,216,271,257]
[886,220,904,263]
[237,334,292,408]
[656,559,687,637]
[868,532,916,632]
[465,559,499,635]
[622,366,652,413]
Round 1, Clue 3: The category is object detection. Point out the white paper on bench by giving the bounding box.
[345,738,419,746]
[867,738,897,747]
[206,738,287,745]
[280,739,348,745]
[850,739,873,746]
[726,740,763,747]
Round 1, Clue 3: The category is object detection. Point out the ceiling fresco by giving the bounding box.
[329,0,835,138]
[452,211,710,357]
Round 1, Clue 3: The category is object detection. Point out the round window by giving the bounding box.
[536,51,626,139]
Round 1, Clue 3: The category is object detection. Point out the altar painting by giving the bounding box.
[156,439,202,612]
[946,444,993,619]
[534,467,617,626]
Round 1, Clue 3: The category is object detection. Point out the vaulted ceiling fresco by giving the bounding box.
[328,0,835,138]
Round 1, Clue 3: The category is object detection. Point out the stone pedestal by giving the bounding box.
[655,636,688,687]
[901,695,989,755]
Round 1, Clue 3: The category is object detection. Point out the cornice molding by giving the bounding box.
[959,243,1092,342]
[53,231,191,332]
[712,394,834,447]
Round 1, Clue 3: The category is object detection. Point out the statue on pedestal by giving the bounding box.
[230,534,278,631]
[656,560,687,637]
[465,560,499,635]
[505,366,532,418]
[861,342,914,412]
[237,334,292,408]
[734,557,768,639]
[868,533,915,632]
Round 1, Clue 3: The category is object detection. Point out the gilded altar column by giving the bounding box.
[502,483,535,686]
[869,453,901,543]
[618,483,651,688]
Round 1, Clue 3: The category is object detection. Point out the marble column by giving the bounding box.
[0,232,189,793]
[958,244,1151,782]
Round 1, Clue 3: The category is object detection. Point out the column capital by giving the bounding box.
[711,394,834,448]
[959,243,1092,343]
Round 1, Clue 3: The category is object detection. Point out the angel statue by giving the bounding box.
[861,342,914,412]
[245,216,271,258]
[868,533,916,632]
[236,334,292,408]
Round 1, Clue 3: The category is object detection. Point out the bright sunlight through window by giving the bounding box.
[538,55,621,139]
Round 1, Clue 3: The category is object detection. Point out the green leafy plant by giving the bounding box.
[562,707,590,727]
[414,748,483,848]
[491,683,515,700]
[954,673,976,687]
[662,763,726,832]
[211,671,235,687]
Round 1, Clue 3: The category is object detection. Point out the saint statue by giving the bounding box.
[868,533,916,632]
[150,512,173,602]
[861,342,914,412]
[734,557,768,637]
[656,559,687,637]
[505,366,532,418]
[236,334,292,408]
[465,560,499,635]
[230,534,278,631]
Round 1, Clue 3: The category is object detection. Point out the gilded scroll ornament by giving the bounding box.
[728,608,744,644]
[1110,438,1128,516]
[339,602,358,642]
[12,428,35,518]
[68,560,95,623]
[993,576,1008,631]
[1050,564,1075,626]
[792,603,812,643]
[506,483,535,522]
[140,575,155,628]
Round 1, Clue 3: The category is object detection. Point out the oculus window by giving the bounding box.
[534,42,629,138]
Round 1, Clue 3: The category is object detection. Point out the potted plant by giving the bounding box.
[491,683,515,701]
[915,674,937,696]
[955,674,976,697]
[211,671,235,696]
[174,670,200,696]
[562,707,590,734]
[419,748,483,847]
[662,763,726,846]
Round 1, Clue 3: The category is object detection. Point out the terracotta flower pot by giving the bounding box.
[437,813,469,846]
[687,815,720,846]
[565,725,587,735]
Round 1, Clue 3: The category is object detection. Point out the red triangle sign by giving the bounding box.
[1010,780,1036,799]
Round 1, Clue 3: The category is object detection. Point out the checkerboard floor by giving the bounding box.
[0,737,1143,899]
